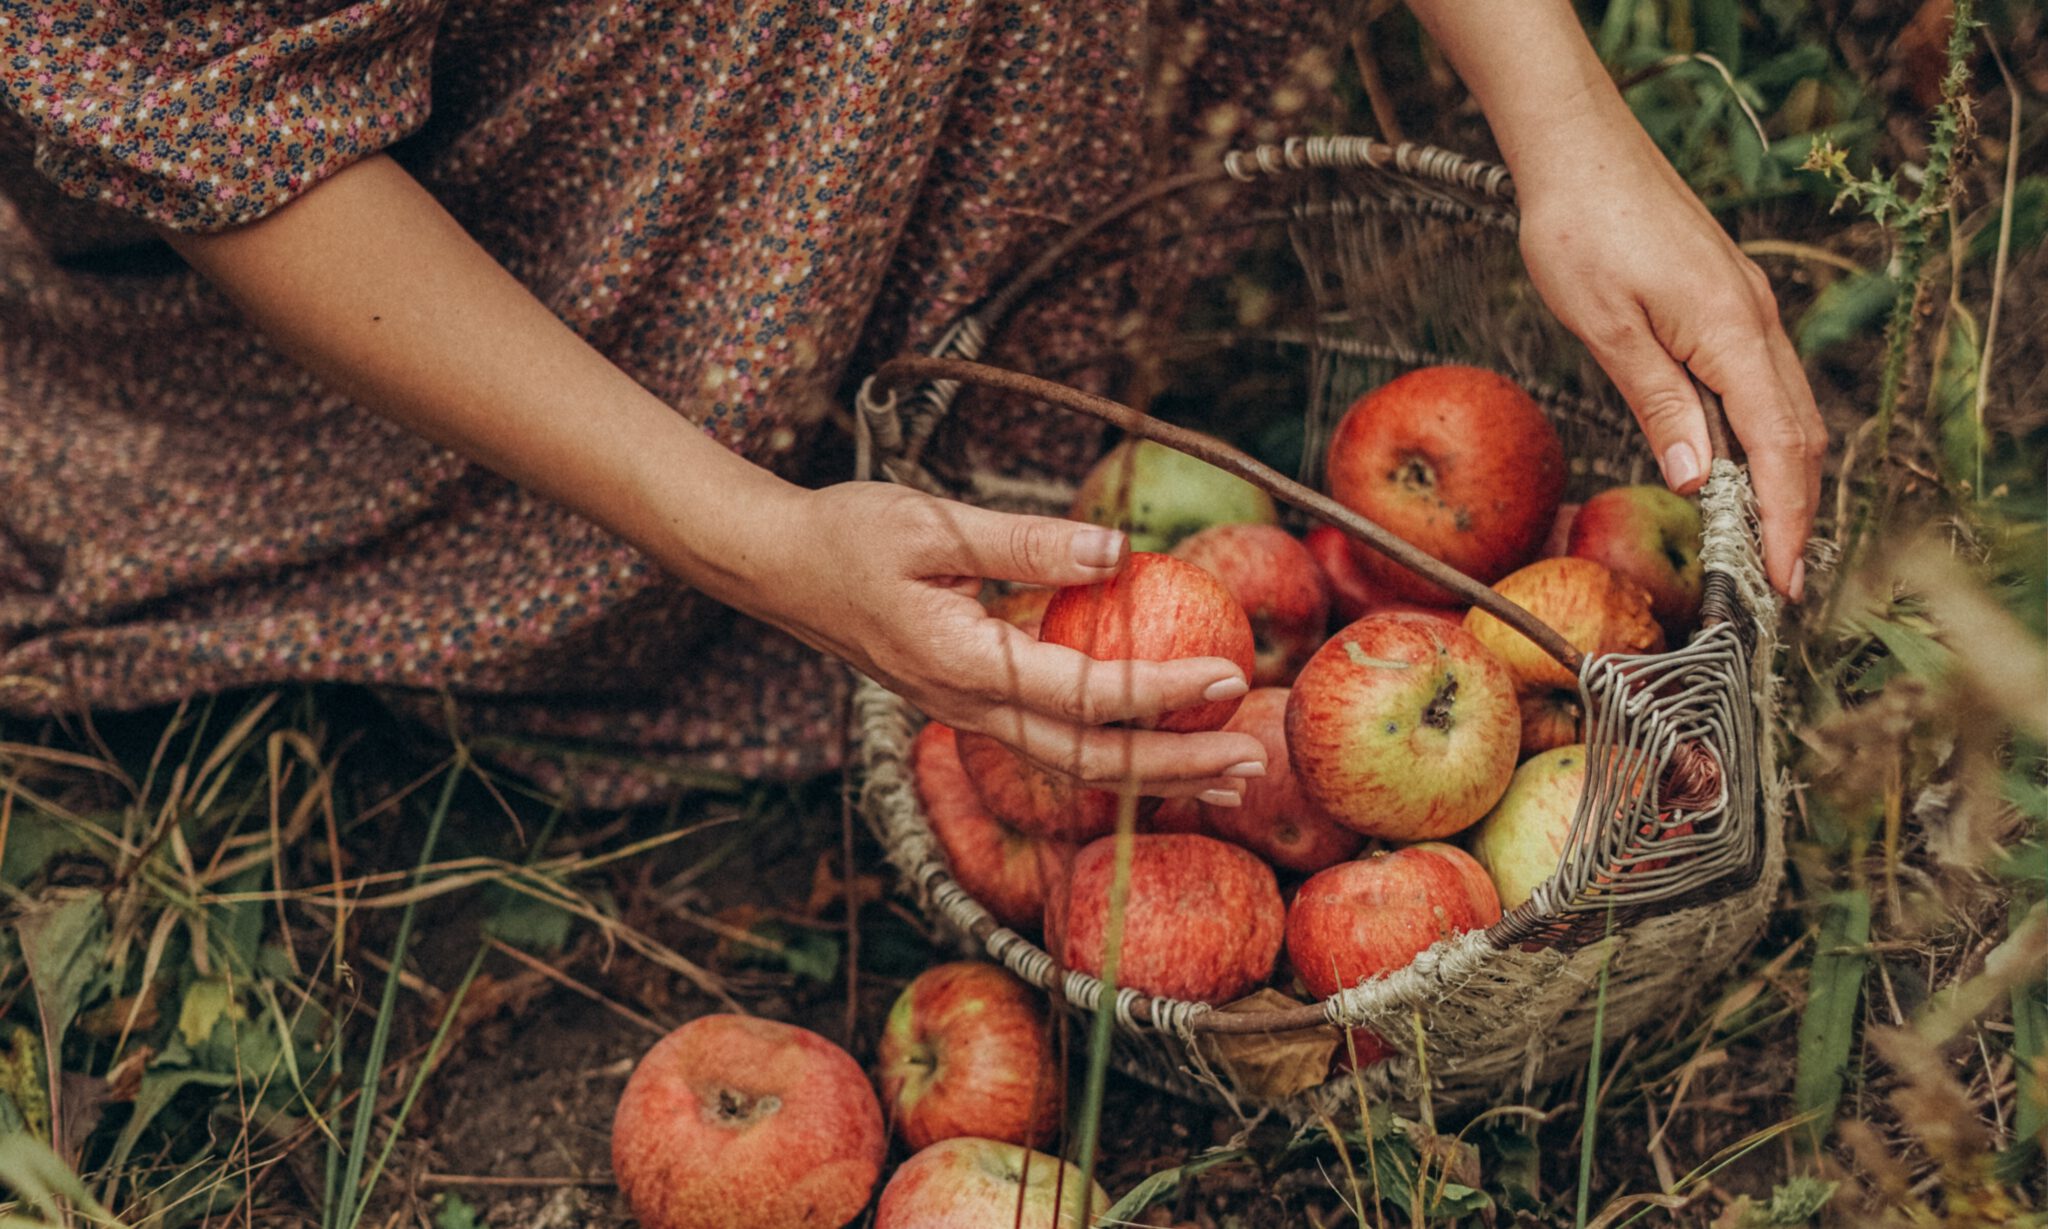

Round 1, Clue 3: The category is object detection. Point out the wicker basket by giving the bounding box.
[850,135,1787,1119]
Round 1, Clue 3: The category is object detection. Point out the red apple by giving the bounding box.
[1171,524,1329,686]
[1463,557,1665,695]
[1542,502,1581,558]
[1303,525,1466,626]
[953,731,1141,844]
[1285,613,1521,841]
[1566,485,1705,640]
[878,962,1062,1151]
[1518,690,1584,757]
[1144,796,1206,834]
[913,724,1073,929]
[1039,552,1255,733]
[1324,365,1566,604]
[1468,744,1588,911]
[875,1137,1107,1229]
[612,1015,885,1229]
[1285,844,1502,1063]
[1197,688,1364,874]
[1052,834,1283,1004]
[1071,438,1278,552]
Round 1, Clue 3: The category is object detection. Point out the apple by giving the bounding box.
[1285,613,1521,841]
[1566,485,1705,639]
[1171,524,1329,686]
[612,1015,885,1229]
[878,962,1062,1151]
[1542,502,1581,558]
[1303,525,1465,626]
[1518,690,1583,757]
[1197,688,1364,874]
[985,586,1055,636]
[875,1137,1107,1229]
[1144,795,1206,834]
[1463,557,1665,695]
[913,723,1073,929]
[1051,833,1284,1004]
[953,730,1138,843]
[1467,744,1588,911]
[1324,365,1566,604]
[1071,438,1278,552]
[1285,843,1502,1063]
[1039,552,1255,733]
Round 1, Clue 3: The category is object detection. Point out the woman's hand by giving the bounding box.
[753,483,1267,804]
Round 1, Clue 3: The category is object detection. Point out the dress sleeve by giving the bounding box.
[0,1,445,233]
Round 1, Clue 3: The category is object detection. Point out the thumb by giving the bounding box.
[915,503,1130,587]
[1591,314,1715,495]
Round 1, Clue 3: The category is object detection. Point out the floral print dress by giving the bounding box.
[0,0,1318,806]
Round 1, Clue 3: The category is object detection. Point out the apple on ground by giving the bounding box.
[1071,438,1278,552]
[1198,687,1364,874]
[878,962,1062,1151]
[1566,484,1705,640]
[1285,843,1502,1065]
[1286,612,1521,841]
[1467,744,1588,911]
[1518,689,1583,757]
[1039,551,1255,733]
[1051,833,1284,1005]
[1172,523,1330,686]
[1463,557,1664,695]
[1303,524,1466,627]
[611,1015,885,1229]
[913,723,1073,929]
[1324,365,1566,605]
[875,1137,1107,1229]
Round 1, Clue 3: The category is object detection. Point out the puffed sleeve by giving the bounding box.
[0,0,444,233]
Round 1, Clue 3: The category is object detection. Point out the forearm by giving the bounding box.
[161,155,798,606]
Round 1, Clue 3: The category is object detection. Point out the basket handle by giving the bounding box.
[872,354,1587,675]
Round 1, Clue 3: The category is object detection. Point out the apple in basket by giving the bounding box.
[1071,438,1278,553]
[1197,687,1364,874]
[1303,524,1466,626]
[611,1016,884,1229]
[1286,612,1521,841]
[1463,557,1664,696]
[1518,689,1585,757]
[1566,484,1706,640]
[878,962,1062,1151]
[1285,843,1501,1065]
[1048,833,1284,1005]
[1467,743,1589,912]
[912,723,1073,929]
[1171,523,1330,686]
[1324,365,1566,605]
[953,729,1140,844]
[984,585,1056,637]
[875,1138,1107,1229]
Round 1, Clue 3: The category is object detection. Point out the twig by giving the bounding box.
[483,938,669,1039]
[1737,240,1868,275]
[417,1173,615,1189]
[873,355,1585,674]
[1974,29,2021,497]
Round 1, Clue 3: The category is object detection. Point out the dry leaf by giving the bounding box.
[803,851,886,921]
[1196,988,1341,1099]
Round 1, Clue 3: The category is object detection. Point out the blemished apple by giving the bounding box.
[913,723,1072,929]
[1198,688,1364,874]
[874,1137,1108,1229]
[1285,612,1521,841]
[1285,843,1502,1064]
[1039,552,1255,733]
[1171,524,1330,686]
[1071,438,1279,552]
[1324,365,1566,605]
[1051,833,1284,1004]
[611,1015,885,1229]
[1463,557,1665,695]
[1566,484,1705,639]
[953,730,1139,844]
[1518,690,1583,757]
[1303,524,1466,626]
[1468,744,1588,911]
[878,962,1062,1151]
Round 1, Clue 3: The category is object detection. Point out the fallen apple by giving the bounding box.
[1198,687,1364,874]
[914,723,1073,929]
[1072,438,1278,552]
[1566,484,1705,640]
[1172,523,1330,686]
[878,962,1062,1151]
[612,1015,885,1229]
[875,1137,1107,1229]
[1463,557,1664,695]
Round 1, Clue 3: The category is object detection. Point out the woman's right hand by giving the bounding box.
[752,482,1269,803]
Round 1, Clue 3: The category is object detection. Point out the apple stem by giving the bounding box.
[1422,676,1459,732]
[873,355,1586,674]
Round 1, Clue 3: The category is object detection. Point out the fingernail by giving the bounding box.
[1662,441,1701,489]
[1202,676,1249,703]
[1071,528,1125,569]
[1224,760,1266,779]
[1789,558,1806,603]
[1199,787,1242,808]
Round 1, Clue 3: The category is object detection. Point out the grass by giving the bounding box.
[4,1,2047,1225]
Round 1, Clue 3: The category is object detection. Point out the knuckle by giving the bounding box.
[1739,258,1775,299]
[1005,518,1060,576]
[1633,387,1698,437]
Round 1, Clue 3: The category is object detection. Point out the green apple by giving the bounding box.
[1467,744,1587,911]
[1070,439,1278,552]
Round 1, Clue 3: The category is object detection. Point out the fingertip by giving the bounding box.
[1069,526,1126,571]
[1661,439,1705,492]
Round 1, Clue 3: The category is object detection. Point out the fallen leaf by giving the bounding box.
[803,851,886,921]
[1196,988,1341,1099]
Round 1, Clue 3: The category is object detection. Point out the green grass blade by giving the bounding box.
[1071,791,1139,1221]
[1792,888,1872,1150]
[1575,912,1619,1229]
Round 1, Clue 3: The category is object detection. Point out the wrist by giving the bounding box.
[618,412,814,609]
